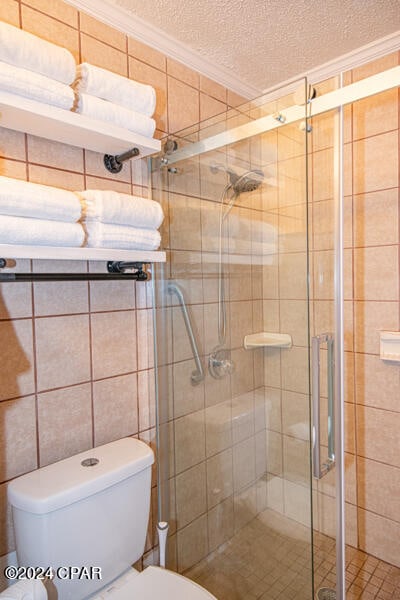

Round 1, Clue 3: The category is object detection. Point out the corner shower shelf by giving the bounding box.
[0,91,161,157]
[380,331,400,363]
[0,244,166,263]
[244,332,293,349]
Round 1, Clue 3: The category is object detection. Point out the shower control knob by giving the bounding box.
[208,348,234,379]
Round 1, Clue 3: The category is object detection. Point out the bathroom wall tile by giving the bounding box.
[200,94,226,122]
[38,383,92,466]
[33,263,88,316]
[357,457,400,523]
[231,348,254,397]
[263,347,281,388]
[136,309,154,371]
[353,130,398,194]
[227,90,247,108]
[167,78,199,133]
[355,353,400,412]
[80,33,127,76]
[353,188,398,248]
[281,346,309,395]
[0,127,26,161]
[169,193,201,251]
[358,508,400,568]
[79,12,126,50]
[138,369,156,432]
[167,58,199,89]
[0,396,37,481]
[129,57,168,132]
[200,76,226,103]
[173,359,205,418]
[353,89,398,141]
[354,301,399,355]
[0,260,32,320]
[0,158,26,180]
[278,252,308,300]
[352,52,399,82]
[27,136,84,173]
[0,0,20,26]
[91,310,137,380]
[208,496,234,551]
[89,276,135,313]
[176,462,206,529]
[0,483,15,556]
[278,202,308,253]
[174,409,205,473]
[229,301,253,349]
[26,0,78,27]
[278,155,305,207]
[93,374,138,446]
[233,437,256,492]
[356,405,400,467]
[279,300,309,347]
[177,514,208,573]
[206,449,233,509]
[35,314,90,390]
[127,37,166,71]
[354,245,399,301]
[21,5,79,61]
[205,401,232,458]
[28,164,85,191]
[0,319,34,401]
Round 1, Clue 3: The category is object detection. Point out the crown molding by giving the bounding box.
[64,0,261,99]
[262,30,400,94]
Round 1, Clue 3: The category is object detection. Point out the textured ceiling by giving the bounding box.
[107,0,400,91]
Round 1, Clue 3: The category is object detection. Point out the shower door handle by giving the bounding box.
[312,333,335,479]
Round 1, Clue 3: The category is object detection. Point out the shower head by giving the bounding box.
[229,169,264,194]
[210,163,264,194]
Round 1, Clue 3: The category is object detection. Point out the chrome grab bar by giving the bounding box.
[167,282,205,385]
[312,333,335,479]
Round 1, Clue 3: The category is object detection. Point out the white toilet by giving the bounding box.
[8,438,216,600]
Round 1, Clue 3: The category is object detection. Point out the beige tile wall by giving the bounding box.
[0,0,245,571]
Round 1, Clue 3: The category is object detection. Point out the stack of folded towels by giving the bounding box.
[0,176,85,247]
[0,21,76,110]
[72,62,156,137]
[77,189,163,250]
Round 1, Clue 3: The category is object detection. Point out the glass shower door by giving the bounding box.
[152,80,317,600]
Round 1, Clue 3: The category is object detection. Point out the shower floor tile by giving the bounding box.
[185,510,400,600]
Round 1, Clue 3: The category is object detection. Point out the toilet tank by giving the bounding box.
[8,438,154,600]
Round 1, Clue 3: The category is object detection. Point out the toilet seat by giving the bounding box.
[94,566,217,600]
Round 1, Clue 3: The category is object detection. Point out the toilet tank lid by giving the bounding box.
[8,438,154,515]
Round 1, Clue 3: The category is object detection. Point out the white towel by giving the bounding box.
[0,176,82,222]
[78,189,164,229]
[75,93,156,137]
[0,215,85,247]
[84,222,161,250]
[0,61,74,110]
[0,21,76,84]
[74,63,156,117]
[0,578,47,600]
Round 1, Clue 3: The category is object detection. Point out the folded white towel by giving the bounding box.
[0,61,74,110]
[75,93,156,137]
[0,578,47,600]
[0,21,76,84]
[0,215,85,247]
[84,222,161,250]
[0,176,82,222]
[74,63,156,117]
[78,189,164,229]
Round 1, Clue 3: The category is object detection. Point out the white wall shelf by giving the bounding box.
[380,331,400,363]
[0,244,166,263]
[0,91,161,157]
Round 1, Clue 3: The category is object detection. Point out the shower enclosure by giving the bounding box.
[151,61,400,600]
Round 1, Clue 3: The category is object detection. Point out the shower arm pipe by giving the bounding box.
[163,66,400,165]
[167,282,205,384]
